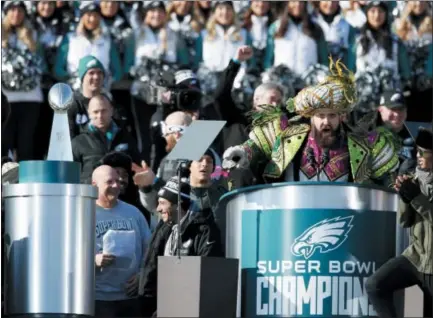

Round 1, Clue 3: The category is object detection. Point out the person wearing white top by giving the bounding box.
[54,2,123,90]
[241,1,274,72]
[264,1,329,76]
[1,1,44,161]
[313,1,357,71]
[199,1,253,88]
[352,1,411,88]
[166,1,203,70]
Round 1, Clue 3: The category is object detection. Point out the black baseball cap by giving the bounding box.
[379,91,406,110]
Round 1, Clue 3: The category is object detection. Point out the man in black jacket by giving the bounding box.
[138,176,192,317]
[72,95,141,183]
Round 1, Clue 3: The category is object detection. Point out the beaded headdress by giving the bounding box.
[286,59,357,118]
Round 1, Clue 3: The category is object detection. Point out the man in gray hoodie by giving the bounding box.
[92,165,151,317]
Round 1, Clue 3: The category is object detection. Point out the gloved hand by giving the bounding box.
[398,179,421,204]
[222,146,249,170]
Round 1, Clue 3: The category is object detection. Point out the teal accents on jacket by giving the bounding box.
[263,24,276,69]
[54,33,123,82]
[54,35,70,80]
[317,33,330,67]
[346,26,357,71]
[398,41,411,82]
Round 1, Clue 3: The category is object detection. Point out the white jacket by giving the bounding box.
[133,25,179,64]
[273,19,318,75]
[67,32,112,75]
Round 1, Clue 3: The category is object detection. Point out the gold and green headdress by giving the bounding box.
[286,58,357,118]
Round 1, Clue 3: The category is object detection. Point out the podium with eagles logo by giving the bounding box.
[218,182,405,318]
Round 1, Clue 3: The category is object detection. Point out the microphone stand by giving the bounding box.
[175,160,188,260]
[319,149,330,182]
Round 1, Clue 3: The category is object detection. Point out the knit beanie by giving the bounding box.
[416,128,433,151]
[142,1,165,16]
[158,177,191,210]
[2,1,26,13]
[98,151,133,175]
[78,55,105,82]
[365,1,388,13]
[79,1,100,16]
[212,1,234,10]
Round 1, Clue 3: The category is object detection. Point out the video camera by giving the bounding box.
[143,69,202,113]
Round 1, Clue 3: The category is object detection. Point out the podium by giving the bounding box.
[218,182,404,318]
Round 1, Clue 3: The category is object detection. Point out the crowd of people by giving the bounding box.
[1,0,432,317]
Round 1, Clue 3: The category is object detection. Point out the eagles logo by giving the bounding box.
[291,216,354,259]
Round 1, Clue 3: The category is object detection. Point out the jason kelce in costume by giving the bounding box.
[223,60,399,185]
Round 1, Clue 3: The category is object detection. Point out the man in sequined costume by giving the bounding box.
[222,60,400,186]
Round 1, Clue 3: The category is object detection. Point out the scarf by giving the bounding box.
[88,121,119,145]
[164,213,188,256]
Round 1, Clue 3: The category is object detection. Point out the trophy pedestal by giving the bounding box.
[3,160,97,317]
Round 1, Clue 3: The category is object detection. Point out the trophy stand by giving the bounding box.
[3,83,98,317]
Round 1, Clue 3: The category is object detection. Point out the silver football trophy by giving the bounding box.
[3,83,98,317]
[47,83,74,161]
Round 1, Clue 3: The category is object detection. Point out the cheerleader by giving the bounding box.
[313,1,357,71]
[199,1,253,85]
[264,1,329,75]
[352,1,411,90]
[31,1,71,82]
[99,1,132,63]
[166,1,203,70]
[394,1,433,122]
[123,1,189,164]
[54,1,122,90]
[242,1,274,72]
[124,1,189,72]
[1,1,44,161]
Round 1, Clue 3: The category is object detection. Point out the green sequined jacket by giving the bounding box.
[241,114,400,186]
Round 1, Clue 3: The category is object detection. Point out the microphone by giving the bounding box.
[306,148,317,168]
[320,149,330,170]
[306,148,320,181]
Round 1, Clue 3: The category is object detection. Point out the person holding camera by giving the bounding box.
[124,1,189,164]
[366,127,433,318]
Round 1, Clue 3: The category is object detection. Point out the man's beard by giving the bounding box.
[313,125,341,148]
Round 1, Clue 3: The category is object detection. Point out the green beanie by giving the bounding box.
[78,55,105,82]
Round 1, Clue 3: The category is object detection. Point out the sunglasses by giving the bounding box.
[417,147,432,158]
